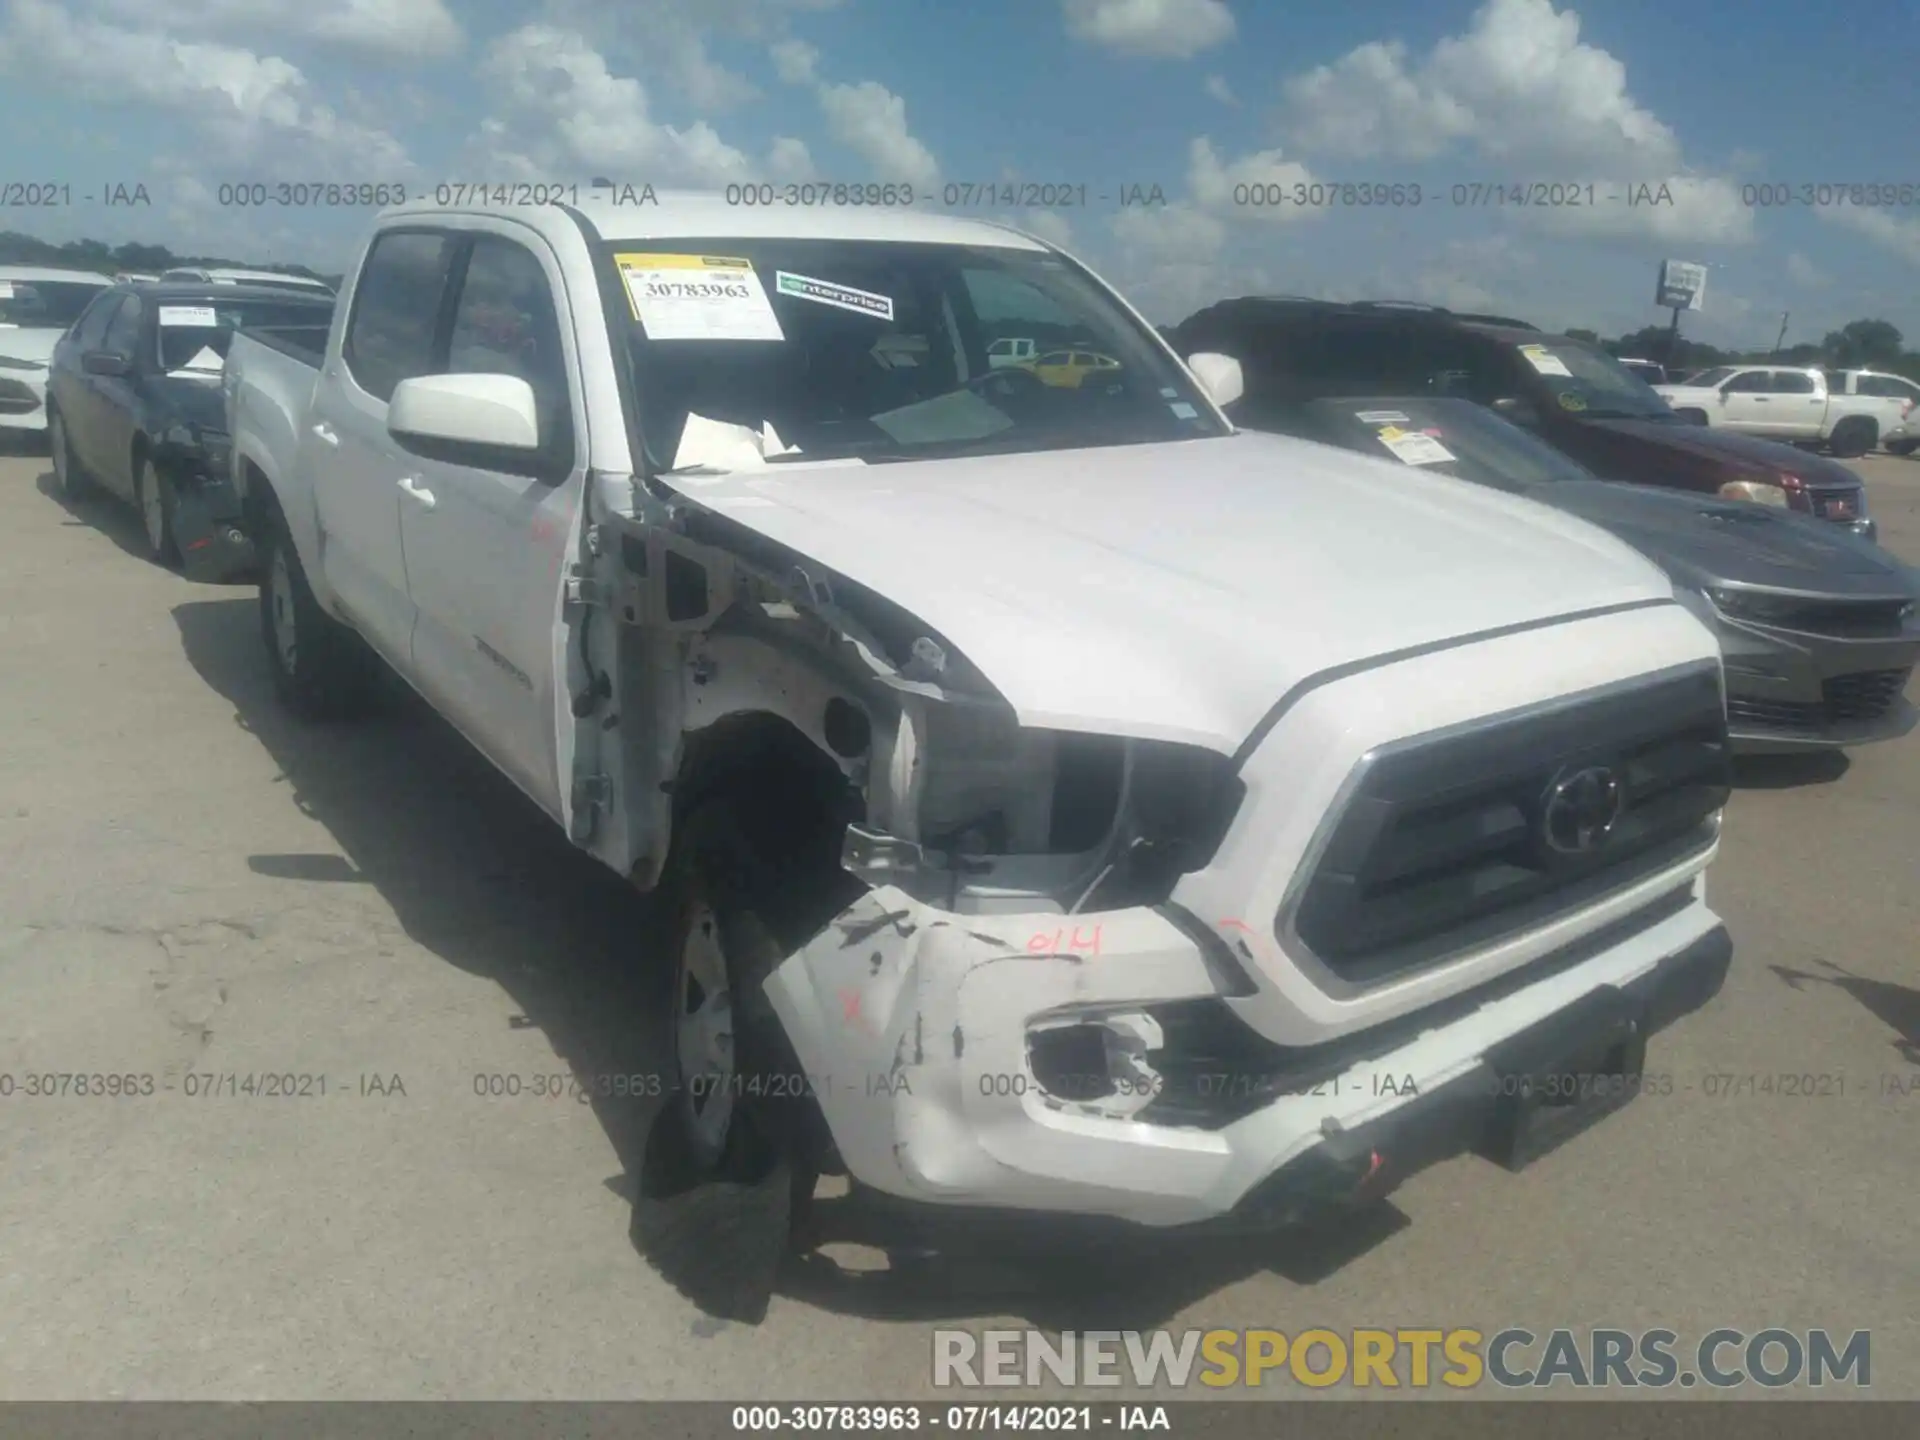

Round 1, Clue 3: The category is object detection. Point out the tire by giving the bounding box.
[48,406,89,500]
[664,802,820,1177]
[632,797,851,1321]
[135,455,178,567]
[256,502,385,720]
[1674,408,1709,427]
[1829,418,1874,459]
[1887,438,1918,458]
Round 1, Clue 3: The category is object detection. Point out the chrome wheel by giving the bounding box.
[140,461,167,555]
[674,897,736,1163]
[269,544,299,674]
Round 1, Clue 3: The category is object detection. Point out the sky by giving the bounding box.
[2,0,1918,346]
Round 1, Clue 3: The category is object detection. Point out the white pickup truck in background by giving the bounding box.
[1654,363,1907,457]
[225,196,1737,1320]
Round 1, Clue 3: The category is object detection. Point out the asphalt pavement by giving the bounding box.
[0,448,1915,1399]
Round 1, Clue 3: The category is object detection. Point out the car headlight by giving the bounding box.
[1717,480,1789,506]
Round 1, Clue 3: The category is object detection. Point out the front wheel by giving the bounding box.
[1673,408,1709,427]
[1886,437,1918,458]
[48,408,88,500]
[1828,418,1875,459]
[256,507,384,720]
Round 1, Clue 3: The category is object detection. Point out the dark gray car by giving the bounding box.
[1261,397,1918,753]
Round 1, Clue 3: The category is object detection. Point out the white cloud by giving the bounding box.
[1203,73,1239,107]
[771,37,819,83]
[1785,252,1830,287]
[1821,206,1920,267]
[466,25,757,185]
[1061,0,1235,59]
[545,0,843,114]
[1282,0,1674,170]
[1186,136,1318,224]
[816,79,940,189]
[85,0,463,60]
[767,136,816,183]
[1019,210,1075,248]
[0,0,413,173]
[1405,234,1534,312]
[1278,0,1750,245]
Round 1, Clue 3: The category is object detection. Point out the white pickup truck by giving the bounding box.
[1654,363,1907,457]
[225,197,1735,1316]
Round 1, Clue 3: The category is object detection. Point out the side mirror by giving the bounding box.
[388,373,539,450]
[83,351,130,377]
[1491,396,1541,428]
[1185,352,1244,409]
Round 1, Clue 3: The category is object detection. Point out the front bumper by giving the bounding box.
[766,880,1729,1229]
[1713,611,1919,752]
[0,372,48,432]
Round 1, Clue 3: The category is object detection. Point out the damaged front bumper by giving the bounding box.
[765,883,1731,1230]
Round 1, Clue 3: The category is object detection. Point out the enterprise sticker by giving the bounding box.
[775,271,896,322]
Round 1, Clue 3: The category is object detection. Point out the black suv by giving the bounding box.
[1170,298,1875,540]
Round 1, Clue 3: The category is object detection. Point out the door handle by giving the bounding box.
[311,422,339,445]
[398,475,436,510]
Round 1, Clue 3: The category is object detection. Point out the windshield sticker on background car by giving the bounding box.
[1374,424,1456,465]
[1519,344,1573,377]
[774,271,896,322]
[1355,409,1410,424]
[613,253,785,342]
[1169,401,1199,419]
[158,305,219,327]
[1557,391,1588,411]
[0,282,12,298]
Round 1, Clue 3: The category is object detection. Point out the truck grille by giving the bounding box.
[1285,664,1728,988]
[1805,487,1863,522]
[1726,667,1912,733]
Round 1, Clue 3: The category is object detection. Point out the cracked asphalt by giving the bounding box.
[1,449,1916,1400]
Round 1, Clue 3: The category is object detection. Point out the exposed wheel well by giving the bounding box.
[669,711,864,916]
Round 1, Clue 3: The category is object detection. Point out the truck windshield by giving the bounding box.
[0,278,111,329]
[153,297,335,372]
[1505,337,1676,420]
[596,238,1227,471]
[1295,397,1598,493]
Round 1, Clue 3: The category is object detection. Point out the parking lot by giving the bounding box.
[0,447,1916,1401]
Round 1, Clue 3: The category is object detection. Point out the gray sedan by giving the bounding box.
[1254,396,1918,753]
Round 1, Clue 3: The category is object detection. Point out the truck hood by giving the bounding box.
[663,431,1678,752]
[1537,481,1915,599]
[0,328,60,367]
[1580,415,1864,487]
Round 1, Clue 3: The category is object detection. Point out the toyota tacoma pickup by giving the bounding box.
[226,198,1736,1317]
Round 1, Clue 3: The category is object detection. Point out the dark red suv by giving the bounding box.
[1172,299,1877,541]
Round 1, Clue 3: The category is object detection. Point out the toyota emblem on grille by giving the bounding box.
[1540,766,1625,854]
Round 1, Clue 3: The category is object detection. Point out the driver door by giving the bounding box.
[1717,370,1778,433]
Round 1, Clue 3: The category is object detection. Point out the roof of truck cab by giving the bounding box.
[0,265,115,285]
[377,193,1052,250]
[128,281,336,305]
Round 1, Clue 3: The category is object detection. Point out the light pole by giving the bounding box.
[1771,311,1789,358]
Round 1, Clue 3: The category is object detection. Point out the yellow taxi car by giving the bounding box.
[1025,348,1123,388]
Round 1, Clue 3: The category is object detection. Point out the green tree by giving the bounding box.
[1820,319,1903,368]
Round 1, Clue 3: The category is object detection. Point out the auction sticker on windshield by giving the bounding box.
[614,253,784,342]
[158,306,219,327]
[1373,424,1455,465]
[1519,344,1572,377]
[775,271,895,322]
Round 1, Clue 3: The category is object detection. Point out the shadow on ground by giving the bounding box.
[172,593,1427,1330]
[1732,751,1852,790]
[35,463,159,569]
[1770,957,1920,1067]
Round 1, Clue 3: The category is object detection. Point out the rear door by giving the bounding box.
[312,228,459,665]
[1767,369,1824,437]
[395,226,583,822]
